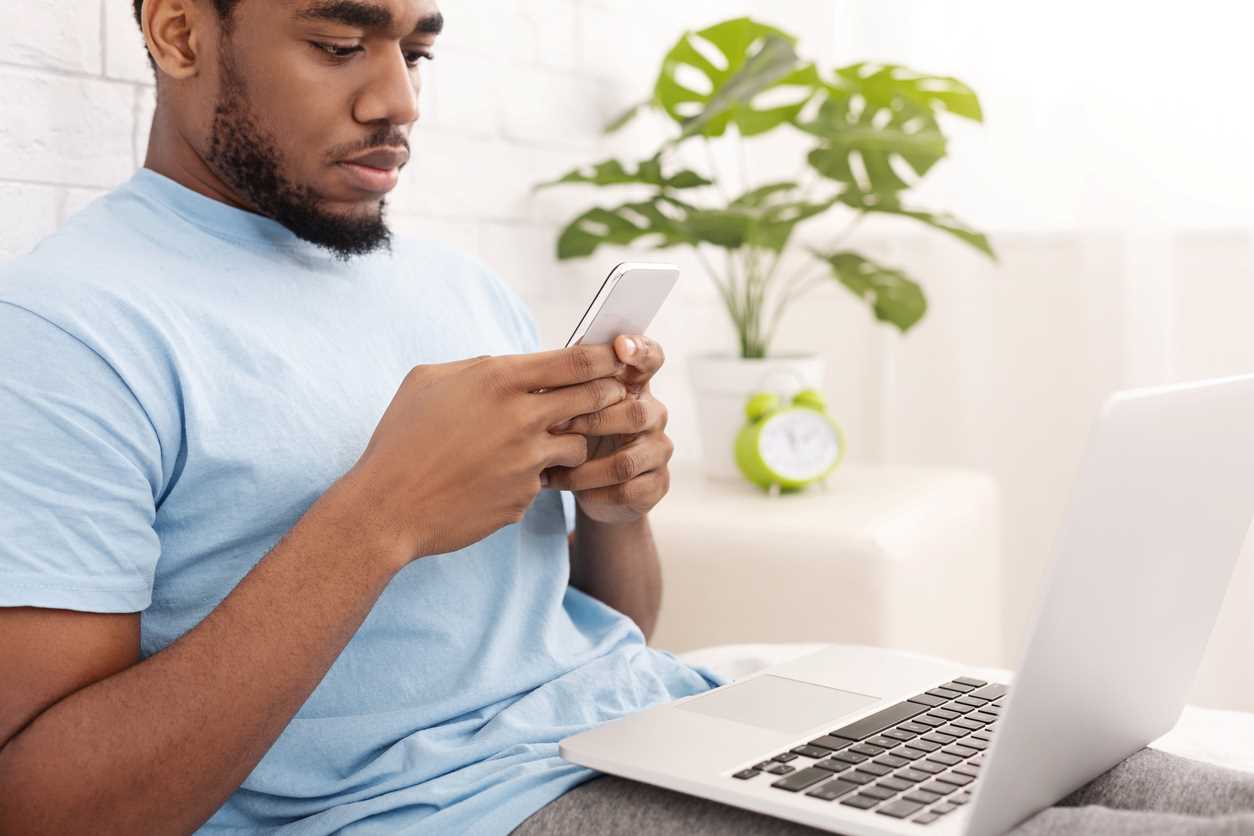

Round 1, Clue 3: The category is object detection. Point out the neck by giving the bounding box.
[142,104,259,216]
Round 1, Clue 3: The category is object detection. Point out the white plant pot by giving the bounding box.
[687,353,827,482]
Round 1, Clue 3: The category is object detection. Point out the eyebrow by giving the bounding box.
[298,1,444,35]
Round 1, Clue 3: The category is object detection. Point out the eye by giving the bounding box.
[311,41,363,60]
[403,49,434,68]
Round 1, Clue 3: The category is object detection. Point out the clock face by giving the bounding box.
[759,410,842,481]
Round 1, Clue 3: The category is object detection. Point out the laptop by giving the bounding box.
[560,374,1254,835]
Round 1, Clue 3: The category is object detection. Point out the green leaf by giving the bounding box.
[682,193,838,252]
[653,18,820,139]
[535,155,712,191]
[838,190,996,259]
[800,62,982,197]
[555,197,696,260]
[728,181,798,209]
[603,99,650,134]
[816,250,928,331]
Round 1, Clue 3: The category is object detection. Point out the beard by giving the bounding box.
[205,47,395,260]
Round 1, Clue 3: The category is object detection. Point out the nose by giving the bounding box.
[353,48,421,128]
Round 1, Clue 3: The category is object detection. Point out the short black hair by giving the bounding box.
[132,0,241,33]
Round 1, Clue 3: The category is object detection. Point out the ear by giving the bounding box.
[142,0,212,81]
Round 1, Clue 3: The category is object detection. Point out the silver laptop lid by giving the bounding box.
[966,374,1254,836]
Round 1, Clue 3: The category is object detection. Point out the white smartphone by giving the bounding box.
[565,262,680,348]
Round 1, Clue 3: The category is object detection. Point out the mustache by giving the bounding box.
[328,128,411,163]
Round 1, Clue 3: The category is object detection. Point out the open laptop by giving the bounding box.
[561,374,1254,835]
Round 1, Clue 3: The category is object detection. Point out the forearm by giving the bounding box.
[568,505,662,640]
[0,473,400,836]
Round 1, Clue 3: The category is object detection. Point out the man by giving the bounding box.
[0,0,715,833]
[4,2,1254,835]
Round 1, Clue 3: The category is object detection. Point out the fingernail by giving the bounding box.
[622,337,637,356]
[540,472,550,487]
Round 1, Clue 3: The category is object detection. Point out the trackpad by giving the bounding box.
[678,674,879,734]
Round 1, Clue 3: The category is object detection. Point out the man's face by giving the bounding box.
[199,0,441,258]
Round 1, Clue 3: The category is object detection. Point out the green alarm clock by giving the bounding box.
[734,388,846,492]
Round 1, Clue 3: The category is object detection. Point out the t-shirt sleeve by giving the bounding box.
[0,301,164,612]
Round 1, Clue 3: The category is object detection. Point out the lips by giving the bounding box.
[337,147,409,194]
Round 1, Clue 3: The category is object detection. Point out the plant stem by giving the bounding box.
[703,138,730,203]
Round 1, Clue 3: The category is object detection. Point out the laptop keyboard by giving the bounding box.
[730,676,1007,826]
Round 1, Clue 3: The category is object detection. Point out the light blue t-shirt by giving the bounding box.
[0,169,718,834]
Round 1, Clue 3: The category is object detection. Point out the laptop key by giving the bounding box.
[773,752,799,763]
[791,745,832,759]
[830,701,930,742]
[883,728,917,742]
[813,758,848,773]
[754,761,774,770]
[764,763,796,775]
[943,680,976,693]
[913,812,941,824]
[953,764,980,779]
[969,711,998,725]
[971,683,1008,700]
[849,743,886,757]
[839,794,882,810]
[937,724,971,739]
[857,762,893,777]
[878,777,913,792]
[920,780,957,796]
[952,718,985,731]
[907,738,941,752]
[861,785,897,801]
[935,771,974,787]
[932,801,960,815]
[874,754,911,769]
[943,744,979,759]
[898,721,932,735]
[927,707,962,721]
[876,799,925,819]
[808,734,852,752]
[895,746,928,760]
[953,676,987,687]
[771,766,834,792]
[912,715,946,728]
[806,778,860,801]
[962,737,990,751]
[925,752,962,767]
[896,768,930,784]
[904,789,942,805]
[866,735,901,750]
[913,760,946,775]
[926,687,964,700]
[907,693,948,708]
[733,768,759,780]
[922,732,957,746]
[829,750,868,766]
[844,770,881,785]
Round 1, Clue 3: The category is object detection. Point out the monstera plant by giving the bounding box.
[537,16,995,359]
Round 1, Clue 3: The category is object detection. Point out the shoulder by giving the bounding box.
[388,233,540,352]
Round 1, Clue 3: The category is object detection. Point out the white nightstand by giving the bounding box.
[647,462,1004,667]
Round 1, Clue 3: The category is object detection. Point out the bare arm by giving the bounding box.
[0,475,398,836]
[550,335,674,643]
[0,346,627,836]
[568,507,663,640]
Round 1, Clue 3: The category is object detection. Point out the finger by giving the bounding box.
[561,394,667,437]
[503,344,625,392]
[541,433,588,471]
[544,434,673,492]
[613,335,665,393]
[574,469,669,516]
[537,377,627,427]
